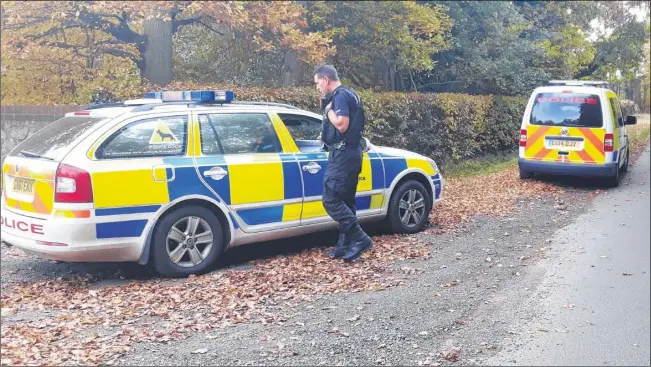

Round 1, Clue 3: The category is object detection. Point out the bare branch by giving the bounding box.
[172,17,202,32]
[198,20,225,36]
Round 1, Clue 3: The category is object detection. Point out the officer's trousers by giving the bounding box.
[322,147,362,234]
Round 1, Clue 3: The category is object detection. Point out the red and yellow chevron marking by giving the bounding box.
[524,125,605,164]
[2,164,55,215]
[53,209,91,218]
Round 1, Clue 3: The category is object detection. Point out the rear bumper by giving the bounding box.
[1,230,142,262]
[518,159,617,177]
[0,201,145,262]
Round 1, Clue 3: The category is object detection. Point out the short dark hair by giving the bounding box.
[314,64,339,81]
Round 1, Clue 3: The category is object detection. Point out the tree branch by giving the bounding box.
[172,17,202,32]
[199,20,225,36]
[573,61,600,79]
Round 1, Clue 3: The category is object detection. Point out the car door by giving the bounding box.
[193,112,303,233]
[608,95,626,166]
[85,113,190,237]
[276,112,385,226]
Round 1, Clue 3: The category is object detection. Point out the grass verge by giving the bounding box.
[443,152,518,178]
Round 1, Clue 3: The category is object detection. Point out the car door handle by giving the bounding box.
[302,162,322,174]
[203,166,228,180]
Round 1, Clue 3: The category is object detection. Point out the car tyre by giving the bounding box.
[620,148,629,173]
[607,163,620,188]
[519,169,533,179]
[151,205,224,278]
[387,180,432,234]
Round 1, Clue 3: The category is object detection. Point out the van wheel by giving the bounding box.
[620,148,629,173]
[151,206,223,278]
[519,169,533,179]
[607,164,620,188]
[387,180,431,234]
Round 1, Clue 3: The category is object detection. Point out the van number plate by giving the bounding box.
[13,178,35,195]
[549,140,579,148]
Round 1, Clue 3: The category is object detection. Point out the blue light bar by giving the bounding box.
[143,90,235,103]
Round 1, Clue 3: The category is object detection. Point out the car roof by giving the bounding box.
[532,85,614,95]
[65,101,320,119]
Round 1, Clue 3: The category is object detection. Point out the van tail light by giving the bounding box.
[55,164,93,203]
[519,129,528,147]
[604,134,614,152]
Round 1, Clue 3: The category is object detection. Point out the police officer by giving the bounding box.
[313,65,372,262]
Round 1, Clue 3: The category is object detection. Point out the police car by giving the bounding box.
[1,90,444,277]
[519,80,637,187]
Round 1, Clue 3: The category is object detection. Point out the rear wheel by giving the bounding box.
[387,180,431,234]
[607,163,620,188]
[519,169,533,179]
[620,148,629,173]
[151,206,224,277]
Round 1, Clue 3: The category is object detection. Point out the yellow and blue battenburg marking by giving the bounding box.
[90,152,440,237]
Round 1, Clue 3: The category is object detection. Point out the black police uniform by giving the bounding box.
[321,85,372,262]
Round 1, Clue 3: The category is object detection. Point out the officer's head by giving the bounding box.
[314,64,341,97]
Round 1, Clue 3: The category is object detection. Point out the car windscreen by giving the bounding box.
[530,93,603,128]
[9,116,105,161]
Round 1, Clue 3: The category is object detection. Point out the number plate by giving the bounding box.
[549,140,579,148]
[12,177,35,195]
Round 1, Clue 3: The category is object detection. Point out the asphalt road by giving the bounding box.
[485,145,651,366]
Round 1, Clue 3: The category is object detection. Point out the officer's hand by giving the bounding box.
[325,102,332,110]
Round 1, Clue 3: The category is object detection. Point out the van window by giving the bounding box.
[609,98,624,127]
[9,116,105,161]
[530,93,603,128]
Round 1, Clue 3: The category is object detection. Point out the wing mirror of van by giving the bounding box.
[625,115,637,125]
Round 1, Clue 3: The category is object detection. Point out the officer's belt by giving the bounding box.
[322,140,346,151]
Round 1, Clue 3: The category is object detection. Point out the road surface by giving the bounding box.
[484,145,650,366]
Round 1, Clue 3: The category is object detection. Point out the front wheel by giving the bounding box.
[151,206,224,277]
[387,180,431,234]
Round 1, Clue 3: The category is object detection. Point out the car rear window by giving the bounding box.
[530,93,603,128]
[9,116,104,161]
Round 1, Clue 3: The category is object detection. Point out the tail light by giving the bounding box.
[519,129,528,147]
[55,164,93,203]
[604,133,614,152]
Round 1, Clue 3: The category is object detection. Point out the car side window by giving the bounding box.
[96,115,188,159]
[278,113,322,141]
[610,98,624,127]
[201,113,282,154]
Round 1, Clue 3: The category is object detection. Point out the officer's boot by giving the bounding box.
[325,232,350,258]
[342,224,373,263]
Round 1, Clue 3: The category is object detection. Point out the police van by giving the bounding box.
[518,80,637,186]
[1,90,444,277]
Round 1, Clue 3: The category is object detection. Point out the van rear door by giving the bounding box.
[525,93,606,165]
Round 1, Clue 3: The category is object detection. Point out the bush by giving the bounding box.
[118,82,527,170]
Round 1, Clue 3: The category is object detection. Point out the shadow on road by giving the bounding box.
[2,221,395,285]
[525,170,634,191]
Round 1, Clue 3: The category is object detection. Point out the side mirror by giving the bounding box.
[625,115,637,125]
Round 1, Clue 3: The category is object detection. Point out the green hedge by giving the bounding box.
[120,82,527,170]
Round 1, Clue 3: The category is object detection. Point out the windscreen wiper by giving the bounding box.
[20,150,54,160]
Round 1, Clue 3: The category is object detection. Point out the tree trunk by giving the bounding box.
[281,50,305,87]
[142,16,173,86]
